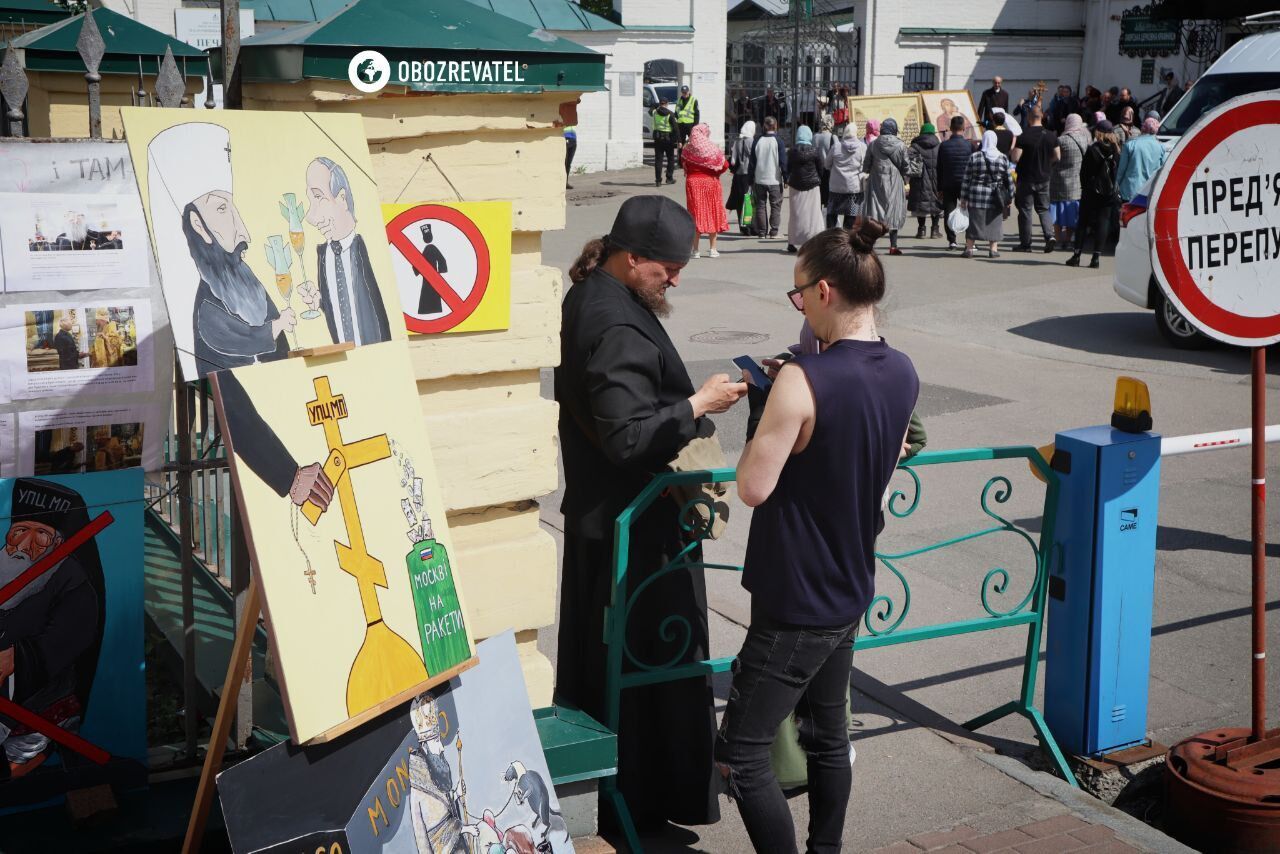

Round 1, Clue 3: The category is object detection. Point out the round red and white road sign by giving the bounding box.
[1149,91,1280,347]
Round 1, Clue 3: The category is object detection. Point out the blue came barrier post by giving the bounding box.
[598,447,1078,853]
[1044,426,1162,757]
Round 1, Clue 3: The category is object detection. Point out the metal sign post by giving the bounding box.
[1149,90,1280,849]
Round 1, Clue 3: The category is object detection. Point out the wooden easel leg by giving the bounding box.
[182,575,260,854]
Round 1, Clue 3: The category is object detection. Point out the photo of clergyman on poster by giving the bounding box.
[31,422,142,475]
[18,404,162,475]
[2,302,153,401]
[121,109,405,380]
[26,206,124,252]
[0,191,147,292]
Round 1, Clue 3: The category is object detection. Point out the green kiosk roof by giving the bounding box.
[0,0,69,27]
[220,0,605,93]
[9,7,205,75]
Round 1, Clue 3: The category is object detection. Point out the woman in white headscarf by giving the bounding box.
[959,130,1014,257]
[727,120,757,234]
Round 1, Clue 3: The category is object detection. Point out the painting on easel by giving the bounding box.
[121,108,406,381]
[210,340,474,745]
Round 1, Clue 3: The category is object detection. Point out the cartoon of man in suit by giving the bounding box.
[302,158,392,347]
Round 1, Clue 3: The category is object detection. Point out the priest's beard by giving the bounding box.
[182,204,269,326]
[67,219,87,244]
[634,285,672,318]
[0,547,58,611]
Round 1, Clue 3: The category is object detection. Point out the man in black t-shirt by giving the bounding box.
[1011,107,1061,252]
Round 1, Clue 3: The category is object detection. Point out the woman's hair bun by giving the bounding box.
[849,218,888,252]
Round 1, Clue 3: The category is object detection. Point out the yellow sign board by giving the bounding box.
[383,201,512,334]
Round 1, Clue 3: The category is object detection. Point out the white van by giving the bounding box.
[1113,30,1280,348]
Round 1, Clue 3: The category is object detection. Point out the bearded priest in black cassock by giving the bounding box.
[555,196,745,831]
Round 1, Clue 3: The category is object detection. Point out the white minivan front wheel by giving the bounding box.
[1154,291,1213,350]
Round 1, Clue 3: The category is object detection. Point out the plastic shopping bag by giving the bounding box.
[742,191,755,227]
[947,205,969,234]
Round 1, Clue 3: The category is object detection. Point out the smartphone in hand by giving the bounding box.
[732,355,773,389]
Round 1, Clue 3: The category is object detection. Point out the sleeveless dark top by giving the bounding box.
[742,338,920,626]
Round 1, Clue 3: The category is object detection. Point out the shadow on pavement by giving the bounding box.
[1158,524,1280,557]
[1007,312,1280,376]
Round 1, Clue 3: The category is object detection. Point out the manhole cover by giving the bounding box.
[690,330,769,345]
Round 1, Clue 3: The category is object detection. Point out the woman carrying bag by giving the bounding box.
[1066,119,1122,269]
[959,130,1014,258]
[727,120,757,235]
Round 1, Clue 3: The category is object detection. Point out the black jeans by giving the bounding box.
[1074,196,1116,255]
[1016,179,1053,247]
[942,188,961,243]
[653,138,675,182]
[715,606,859,854]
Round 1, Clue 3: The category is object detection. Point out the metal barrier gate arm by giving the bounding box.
[600,448,1077,852]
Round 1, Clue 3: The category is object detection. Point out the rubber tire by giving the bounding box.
[1154,292,1213,350]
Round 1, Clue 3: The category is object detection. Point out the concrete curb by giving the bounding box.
[975,751,1196,854]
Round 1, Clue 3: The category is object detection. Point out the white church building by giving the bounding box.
[729,0,1233,117]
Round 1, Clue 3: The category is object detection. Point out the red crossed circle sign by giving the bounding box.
[1149,92,1280,346]
[387,204,491,333]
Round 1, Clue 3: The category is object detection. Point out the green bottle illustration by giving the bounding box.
[406,537,471,675]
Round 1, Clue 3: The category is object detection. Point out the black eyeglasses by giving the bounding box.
[787,280,821,311]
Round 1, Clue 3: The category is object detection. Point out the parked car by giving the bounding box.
[642,81,680,143]
[1113,30,1280,348]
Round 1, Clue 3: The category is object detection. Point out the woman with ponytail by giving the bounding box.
[715,218,919,853]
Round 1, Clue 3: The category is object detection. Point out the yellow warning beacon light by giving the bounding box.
[1111,376,1153,433]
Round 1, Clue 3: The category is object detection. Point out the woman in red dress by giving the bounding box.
[681,123,729,259]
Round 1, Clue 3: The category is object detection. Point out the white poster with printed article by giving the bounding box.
[0,191,149,292]
[17,404,163,476]
[0,138,173,475]
[1,300,154,400]
[0,413,14,476]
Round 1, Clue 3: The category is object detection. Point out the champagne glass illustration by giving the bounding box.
[281,193,321,320]
[265,234,299,348]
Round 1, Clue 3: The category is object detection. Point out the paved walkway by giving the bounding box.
[872,814,1147,854]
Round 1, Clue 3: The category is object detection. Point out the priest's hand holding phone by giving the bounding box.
[690,373,747,417]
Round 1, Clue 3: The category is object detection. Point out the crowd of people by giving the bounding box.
[654,72,1183,265]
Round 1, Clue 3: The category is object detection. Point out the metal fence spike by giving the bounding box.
[0,48,27,137]
[76,10,105,76]
[155,47,184,109]
[77,12,105,137]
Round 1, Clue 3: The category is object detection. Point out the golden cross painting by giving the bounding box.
[211,341,474,744]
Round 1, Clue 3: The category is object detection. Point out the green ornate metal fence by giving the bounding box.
[601,446,1075,851]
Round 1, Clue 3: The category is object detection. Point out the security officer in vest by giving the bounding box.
[650,96,677,186]
[676,84,700,159]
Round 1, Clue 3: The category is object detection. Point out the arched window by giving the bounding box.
[903,62,937,93]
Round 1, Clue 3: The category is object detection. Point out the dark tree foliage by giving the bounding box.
[578,0,616,19]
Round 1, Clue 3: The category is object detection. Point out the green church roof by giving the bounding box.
[462,0,622,32]
[221,0,604,93]
[10,7,205,76]
[237,0,351,24]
